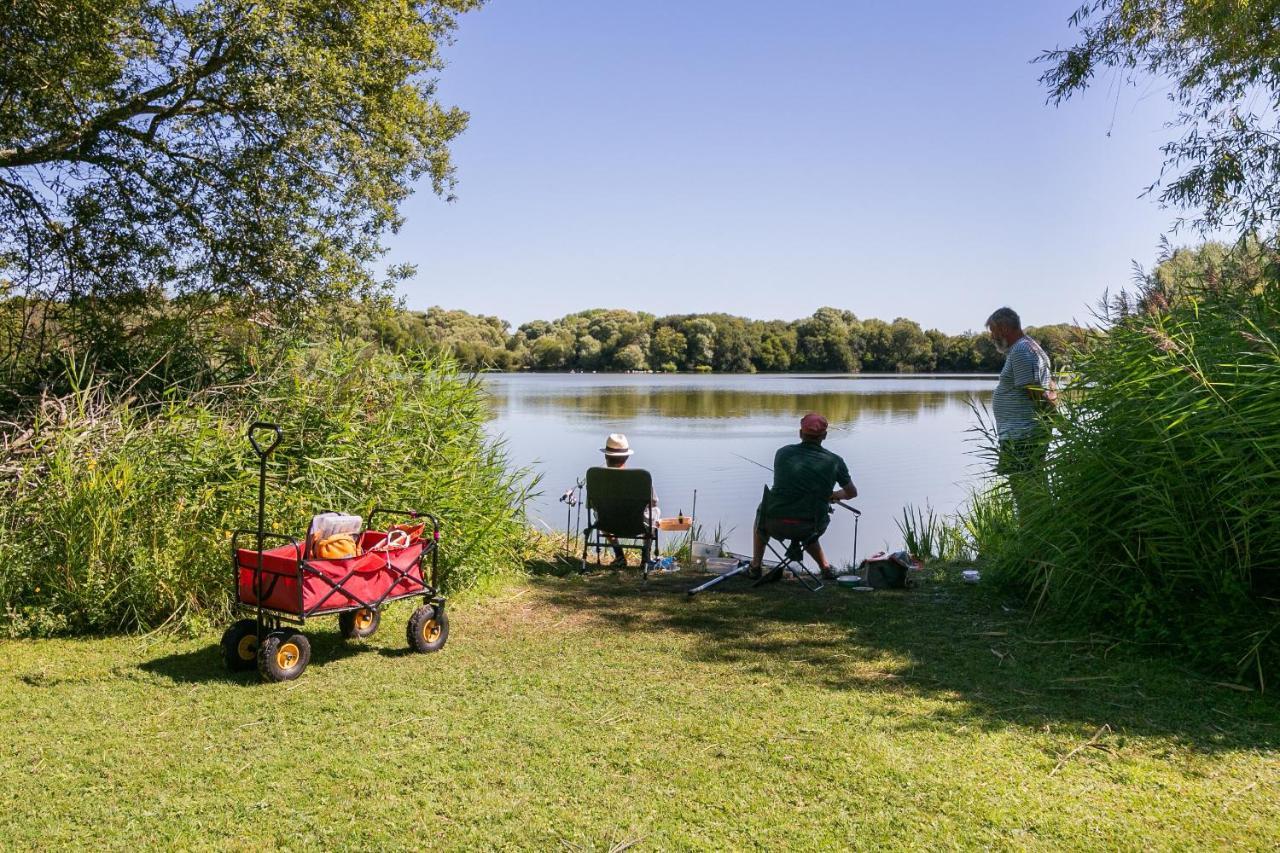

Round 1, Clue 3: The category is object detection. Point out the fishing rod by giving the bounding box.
[559,478,583,555]
[730,452,860,515]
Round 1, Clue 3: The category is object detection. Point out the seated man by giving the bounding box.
[749,413,857,582]
[600,433,660,567]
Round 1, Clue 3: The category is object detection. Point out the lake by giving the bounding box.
[482,373,998,566]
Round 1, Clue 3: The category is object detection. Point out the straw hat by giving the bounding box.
[601,433,634,457]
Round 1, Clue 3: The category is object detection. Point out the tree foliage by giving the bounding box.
[359,303,1084,374]
[1041,0,1280,233]
[0,0,481,386]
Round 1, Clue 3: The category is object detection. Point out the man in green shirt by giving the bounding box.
[748,413,857,582]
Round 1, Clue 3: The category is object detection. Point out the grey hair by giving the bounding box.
[985,307,1021,331]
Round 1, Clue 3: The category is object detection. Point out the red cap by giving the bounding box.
[800,413,828,439]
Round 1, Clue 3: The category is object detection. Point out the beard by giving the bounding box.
[993,337,1008,355]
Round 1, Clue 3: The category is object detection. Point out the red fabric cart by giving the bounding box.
[220,422,449,683]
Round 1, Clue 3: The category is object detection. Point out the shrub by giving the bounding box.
[0,342,533,635]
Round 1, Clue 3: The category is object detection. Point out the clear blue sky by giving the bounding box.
[386,0,1186,334]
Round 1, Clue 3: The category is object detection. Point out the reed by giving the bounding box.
[0,341,533,635]
[896,503,970,562]
[968,280,1280,686]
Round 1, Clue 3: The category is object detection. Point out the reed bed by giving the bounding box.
[0,342,533,635]
[969,282,1280,686]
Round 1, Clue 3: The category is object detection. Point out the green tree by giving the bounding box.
[708,314,756,373]
[575,334,603,370]
[754,321,797,372]
[860,318,893,372]
[0,0,481,386]
[614,343,647,371]
[529,335,571,370]
[650,325,687,371]
[795,307,859,371]
[1041,1,1280,234]
[888,318,934,373]
[681,317,718,370]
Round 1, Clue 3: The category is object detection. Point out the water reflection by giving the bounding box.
[497,388,970,422]
[483,374,994,565]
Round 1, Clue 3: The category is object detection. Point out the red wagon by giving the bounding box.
[221,423,449,682]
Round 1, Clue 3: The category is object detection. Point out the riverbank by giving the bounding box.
[3,567,1275,848]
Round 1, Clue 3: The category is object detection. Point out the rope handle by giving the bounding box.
[369,527,413,553]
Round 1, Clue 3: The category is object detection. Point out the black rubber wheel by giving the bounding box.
[338,607,380,640]
[258,630,311,682]
[406,604,449,653]
[220,619,259,672]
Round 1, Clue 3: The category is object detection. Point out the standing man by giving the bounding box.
[986,307,1056,512]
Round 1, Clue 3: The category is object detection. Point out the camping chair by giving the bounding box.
[753,485,828,592]
[581,467,660,576]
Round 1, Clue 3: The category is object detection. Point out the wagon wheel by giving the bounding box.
[220,619,259,672]
[258,630,311,682]
[339,607,381,640]
[406,604,449,653]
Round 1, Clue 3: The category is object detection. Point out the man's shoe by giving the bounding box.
[757,564,785,585]
[745,563,762,580]
[609,556,627,568]
[820,566,840,581]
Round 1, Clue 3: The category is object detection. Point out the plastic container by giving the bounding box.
[962,569,981,584]
[690,541,720,560]
[704,556,741,574]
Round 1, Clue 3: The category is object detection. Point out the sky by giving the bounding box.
[385,0,1189,334]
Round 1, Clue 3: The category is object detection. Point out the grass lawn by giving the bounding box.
[2,566,1277,850]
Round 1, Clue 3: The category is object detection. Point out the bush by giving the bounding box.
[0,342,533,635]
[974,282,1280,687]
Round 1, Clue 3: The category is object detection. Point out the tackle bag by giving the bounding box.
[858,550,921,589]
[306,512,364,559]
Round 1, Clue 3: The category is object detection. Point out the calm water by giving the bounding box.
[483,373,997,565]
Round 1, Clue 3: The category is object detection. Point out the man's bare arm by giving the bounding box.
[830,484,857,502]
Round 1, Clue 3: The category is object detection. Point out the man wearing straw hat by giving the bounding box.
[601,433,661,567]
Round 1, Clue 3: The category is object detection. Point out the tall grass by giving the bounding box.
[0,341,533,635]
[897,503,968,562]
[971,281,1280,687]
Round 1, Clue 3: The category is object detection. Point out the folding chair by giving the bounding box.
[753,485,828,592]
[580,467,660,576]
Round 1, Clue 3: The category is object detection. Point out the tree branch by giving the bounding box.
[0,37,233,170]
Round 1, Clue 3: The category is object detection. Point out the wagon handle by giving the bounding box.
[248,422,281,458]
[247,421,281,646]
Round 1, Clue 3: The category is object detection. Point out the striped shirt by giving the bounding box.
[993,336,1051,441]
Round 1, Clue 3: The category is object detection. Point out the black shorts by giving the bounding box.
[996,433,1050,476]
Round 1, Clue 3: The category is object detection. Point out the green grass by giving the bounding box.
[2,567,1277,849]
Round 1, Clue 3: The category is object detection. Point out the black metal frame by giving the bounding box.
[230,422,446,644]
[581,518,660,576]
[756,532,826,591]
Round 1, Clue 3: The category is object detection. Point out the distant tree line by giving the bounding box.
[354,306,1087,373]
